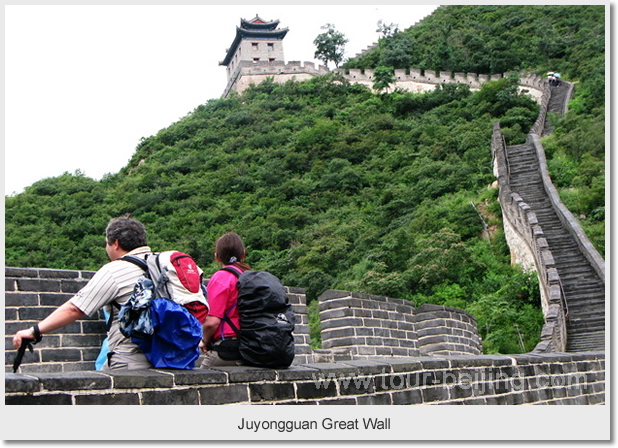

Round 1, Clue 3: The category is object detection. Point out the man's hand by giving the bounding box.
[12,327,35,350]
[12,301,86,350]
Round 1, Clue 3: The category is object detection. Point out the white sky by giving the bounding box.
[4,3,439,196]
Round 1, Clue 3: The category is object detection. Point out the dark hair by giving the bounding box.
[215,232,251,271]
[105,214,147,251]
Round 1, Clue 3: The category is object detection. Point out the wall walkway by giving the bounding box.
[491,81,605,353]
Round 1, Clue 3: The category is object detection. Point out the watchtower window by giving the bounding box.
[253,58,260,63]
[269,58,275,64]
[267,43,274,51]
[252,43,258,50]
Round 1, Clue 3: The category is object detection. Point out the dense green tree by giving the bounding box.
[372,66,396,93]
[313,24,348,68]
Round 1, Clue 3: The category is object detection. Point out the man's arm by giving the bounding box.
[12,301,86,350]
[199,315,222,353]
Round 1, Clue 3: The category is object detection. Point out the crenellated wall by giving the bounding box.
[224,60,549,104]
[3,266,605,405]
[222,60,330,98]
[491,74,604,353]
[318,291,481,358]
[337,68,506,94]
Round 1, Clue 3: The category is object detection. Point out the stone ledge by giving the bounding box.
[5,352,606,405]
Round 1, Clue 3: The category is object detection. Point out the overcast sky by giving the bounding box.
[4,3,439,195]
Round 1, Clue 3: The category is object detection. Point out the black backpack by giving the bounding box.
[219,268,295,368]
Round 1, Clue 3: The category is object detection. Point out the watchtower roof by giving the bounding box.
[240,15,280,30]
[220,15,289,66]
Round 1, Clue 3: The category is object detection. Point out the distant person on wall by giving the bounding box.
[11,214,155,370]
[199,232,250,367]
[547,71,561,87]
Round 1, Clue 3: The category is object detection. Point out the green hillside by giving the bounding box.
[347,5,606,252]
[5,5,605,354]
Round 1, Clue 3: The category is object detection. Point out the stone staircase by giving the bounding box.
[542,83,570,136]
[505,82,605,352]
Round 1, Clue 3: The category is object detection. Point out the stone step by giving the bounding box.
[567,316,606,326]
[568,328,606,337]
[567,292,605,301]
[568,324,605,332]
[568,324,606,333]
[567,340,605,350]
[569,279,606,290]
[565,298,606,310]
[558,274,597,283]
[569,312,606,319]
[553,256,597,266]
[567,330,605,339]
[566,291,606,300]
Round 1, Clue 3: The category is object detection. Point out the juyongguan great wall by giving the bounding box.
[5,15,605,405]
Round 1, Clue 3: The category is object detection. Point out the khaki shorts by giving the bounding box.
[200,340,244,368]
[102,350,152,370]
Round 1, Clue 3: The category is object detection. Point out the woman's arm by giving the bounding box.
[199,315,222,353]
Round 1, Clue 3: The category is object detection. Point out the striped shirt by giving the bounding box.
[71,246,152,357]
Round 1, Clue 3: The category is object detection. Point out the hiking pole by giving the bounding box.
[13,339,34,373]
[12,325,43,373]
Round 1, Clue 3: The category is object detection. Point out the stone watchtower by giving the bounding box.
[220,15,288,96]
[220,15,329,98]
[220,15,288,73]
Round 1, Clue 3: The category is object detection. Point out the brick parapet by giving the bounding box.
[224,62,547,101]
[318,291,482,359]
[4,267,314,372]
[5,352,605,405]
[415,304,483,356]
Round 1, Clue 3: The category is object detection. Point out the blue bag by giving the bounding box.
[116,258,203,370]
[132,298,202,369]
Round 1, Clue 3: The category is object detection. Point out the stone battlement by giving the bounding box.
[3,266,606,405]
[224,61,548,101]
[222,60,330,97]
[4,266,481,373]
[318,290,481,358]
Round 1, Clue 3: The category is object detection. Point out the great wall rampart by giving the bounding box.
[4,267,605,405]
[223,60,547,102]
[490,79,605,354]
